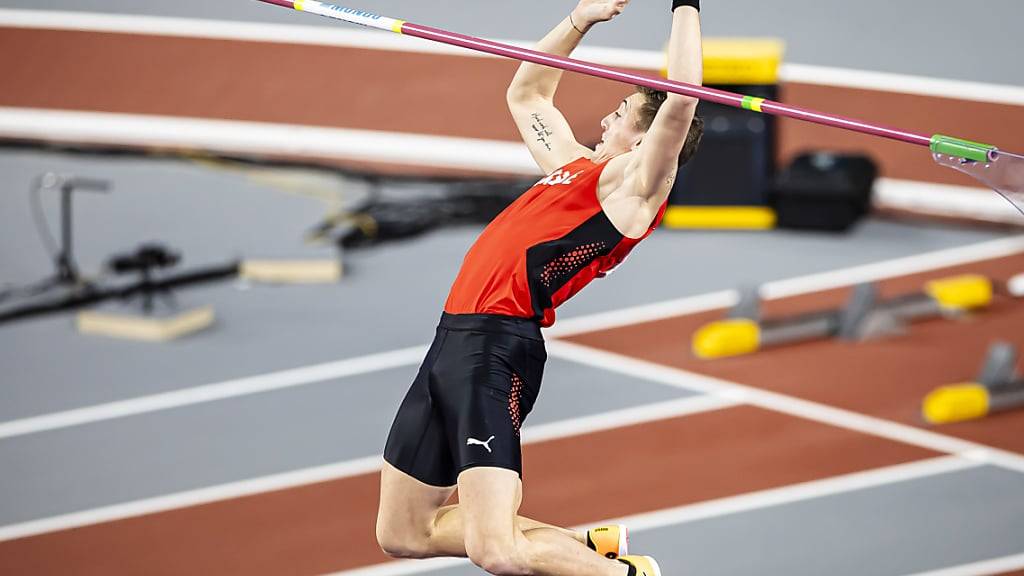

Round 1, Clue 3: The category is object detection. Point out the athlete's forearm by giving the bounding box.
[663,6,703,112]
[506,11,590,103]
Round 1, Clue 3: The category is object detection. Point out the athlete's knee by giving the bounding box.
[465,539,530,575]
[375,519,431,559]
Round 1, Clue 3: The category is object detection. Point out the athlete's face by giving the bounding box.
[594,93,646,161]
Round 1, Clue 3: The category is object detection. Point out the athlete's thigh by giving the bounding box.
[457,466,524,551]
[377,461,456,539]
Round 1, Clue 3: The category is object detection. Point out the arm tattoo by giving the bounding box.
[530,112,554,152]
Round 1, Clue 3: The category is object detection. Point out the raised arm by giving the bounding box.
[630,2,703,201]
[507,1,630,174]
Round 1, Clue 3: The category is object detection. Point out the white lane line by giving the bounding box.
[612,455,980,530]
[875,178,1024,225]
[0,394,734,542]
[0,108,541,175]
[0,454,383,543]
[547,234,1024,337]
[0,9,664,70]
[545,340,1024,475]
[522,394,738,444]
[327,455,982,576]
[899,553,1024,576]
[3,9,1024,106]
[0,345,427,441]
[3,235,1022,439]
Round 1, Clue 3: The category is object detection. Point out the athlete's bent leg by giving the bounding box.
[377,462,587,561]
[376,462,456,559]
[458,467,627,576]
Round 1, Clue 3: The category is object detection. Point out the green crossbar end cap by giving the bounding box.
[930,134,996,162]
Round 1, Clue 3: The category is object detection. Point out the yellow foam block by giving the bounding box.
[662,38,785,85]
[922,383,990,424]
[924,274,992,310]
[664,206,777,230]
[692,319,760,359]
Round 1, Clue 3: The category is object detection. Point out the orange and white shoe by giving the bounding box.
[618,555,662,576]
[585,524,629,559]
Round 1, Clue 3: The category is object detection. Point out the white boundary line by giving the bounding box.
[874,178,1024,225]
[0,9,663,70]
[545,339,1024,475]
[330,455,983,576]
[0,394,736,542]
[0,345,427,441]
[0,107,1011,221]
[0,108,541,175]
[3,9,1024,106]
[899,552,1024,576]
[547,234,1024,337]
[3,235,1022,440]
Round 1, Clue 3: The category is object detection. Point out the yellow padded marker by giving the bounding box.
[925,274,992,310]
[692,319,760,359]
[392,19,406,34]
[294,0,305,11]
[922,383,990,424]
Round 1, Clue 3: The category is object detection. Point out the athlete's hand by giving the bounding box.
[572,0,630,28]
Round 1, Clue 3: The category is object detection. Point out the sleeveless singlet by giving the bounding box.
[444,157,667,327]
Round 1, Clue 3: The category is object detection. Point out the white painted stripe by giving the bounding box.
[547,234,1024,337]
[521,394,739,444]
[875,177,1024,225]
[0,394,733,542]
[0,454,383,543]
[0,108,541,175]
[3,235,1022,439]
[3,107,1020,222]
[0,9,663,70]
[327,455,982,576]
[899,552,1024,576]
[0,345,427,441]
[545,339,1024,475]
[614,455,981,531]
[3,9,1024,105]
[781,63,1024,107]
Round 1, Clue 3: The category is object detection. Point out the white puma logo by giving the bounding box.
[466,435,495,453]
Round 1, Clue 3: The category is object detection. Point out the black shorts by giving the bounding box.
[383,313,546,487]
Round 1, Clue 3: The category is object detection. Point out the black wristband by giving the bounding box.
[672,0,700,12]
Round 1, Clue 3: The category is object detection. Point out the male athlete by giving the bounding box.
[376,1,703,574]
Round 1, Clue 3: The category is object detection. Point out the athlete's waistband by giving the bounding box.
[438,312,543,341]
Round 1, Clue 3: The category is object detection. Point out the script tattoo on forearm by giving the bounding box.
[530,113,554,151]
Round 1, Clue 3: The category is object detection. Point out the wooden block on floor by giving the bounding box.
[239,258,343,284]
[77,305,215,342]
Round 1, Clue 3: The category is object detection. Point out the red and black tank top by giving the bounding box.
[445,157,667,327]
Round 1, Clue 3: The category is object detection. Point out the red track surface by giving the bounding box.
[1,252,1021,574]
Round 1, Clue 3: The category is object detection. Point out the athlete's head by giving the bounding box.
[594,86,704,165]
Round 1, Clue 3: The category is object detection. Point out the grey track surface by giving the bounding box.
[0,149,1006,420]
[0,357,693,525]
[2,0,1022,85]
[418,465,1024,576]
[1,149,1022,573]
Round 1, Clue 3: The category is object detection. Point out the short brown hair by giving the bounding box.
[634,85,704,166]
